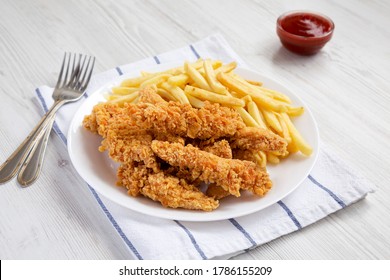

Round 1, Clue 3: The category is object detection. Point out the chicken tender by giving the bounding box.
[230,127,288,155]
[83,87,280,212]
[117,162,218,211]
[151,140,272,197]
[190,139,233,159]
[121,99,246,139]
[117,161,150,196]
[83,102,123,137]
[142,172,219,211]
[101,130,159,171]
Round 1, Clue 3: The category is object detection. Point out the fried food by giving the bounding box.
[190,139,233,159]
[206,183,230,200]
[117,162,218,211]
[127,100,246,139]
[82,58,315,212]
[102,130,159,171]
[109,59,312,161]
[83,102,123,137]
[83,84,297,211]
[142,172,219,211]
[230,127,288,156]
[151,140,272,197]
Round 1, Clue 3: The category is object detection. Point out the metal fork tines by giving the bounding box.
[0,53,95,186]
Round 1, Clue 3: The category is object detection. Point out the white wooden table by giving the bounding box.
[1,0,389,259]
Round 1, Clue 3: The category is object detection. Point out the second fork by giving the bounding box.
[0,53,95,185]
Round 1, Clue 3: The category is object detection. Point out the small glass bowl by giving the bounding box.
[277,11,335,55]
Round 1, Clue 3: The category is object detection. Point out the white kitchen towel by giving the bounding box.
[36,34,375,259]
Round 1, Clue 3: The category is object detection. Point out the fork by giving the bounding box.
[0,53,95,185]
[16,115,55,186]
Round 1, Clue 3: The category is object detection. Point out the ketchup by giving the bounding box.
[280,13,332,37]
[277,11,334,55]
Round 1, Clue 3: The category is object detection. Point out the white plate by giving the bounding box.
[67,63,319,222]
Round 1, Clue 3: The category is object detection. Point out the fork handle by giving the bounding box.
[0,100,64,184]
[17,116,55,187]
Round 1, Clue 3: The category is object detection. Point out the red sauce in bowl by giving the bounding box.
[281,14,333,37]
[277,11,334,55]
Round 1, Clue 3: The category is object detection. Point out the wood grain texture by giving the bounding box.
[0,0,389,259]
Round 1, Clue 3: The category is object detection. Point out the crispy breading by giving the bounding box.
[103,148,212,209]
[230,127,288,155]
[151,140,272,197]
[101,130,159,171]
[206,183,230,200]
[164,140,231,186]
[83,88,280,211]
[232,148,258,163]
[141,172,219,211]
[117,162,150,196]
[83,102,123,137]
[202,140,232,199]
[119,100,246,139]
[191,139,233,159]
[138,86,167,104]
[117,162,218,211]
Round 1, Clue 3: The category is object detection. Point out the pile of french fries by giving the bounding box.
[106,59,313,167]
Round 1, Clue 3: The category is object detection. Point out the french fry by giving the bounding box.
[156,88,177,102]
[203,59,229,94]
[276,113,292,143]
[261,109,283,133]
[230,73,274,99]
[120,73,158,87]
[261,87,292,103]
[241,95,252,104]
[281,112,313,156]
[267,152,280,164]
[287,140,300,154]
[229,90,246,99]
[218,72,289,112]
[107,91,139,105]
[247,101,267,129]
[140,73,171,88]
[236,107,259,127]
[246,79,263,86]
[168,73,190,87]
[160,82,190,104]
[184,85,245,107]
[286,106,305,117]
[254,151,267,168]
[214,61,237,75]
[190,59,220,69]
[186,94,205,108]
[184,61,212,91]
[111,87,139,95]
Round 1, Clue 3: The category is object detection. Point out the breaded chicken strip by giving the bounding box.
[142,172,219,211]
[138,86,167,105]
[123,98,245,139]
[117,162,219,211]
[117,161,150,196]
[151,141,272,197]
[230,127,288,155]
[101,130,159,171]
[201,140,232,200]
[84,90,283,153]
[232,148,259,163]
[167,139,232,185]
[191,139,233,159]
[205,183,230,200]
[83,102,123,137]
